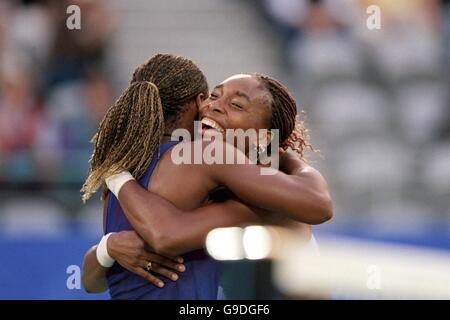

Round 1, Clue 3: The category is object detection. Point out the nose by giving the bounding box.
[209,100,225,114]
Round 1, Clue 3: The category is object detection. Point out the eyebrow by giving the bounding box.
[213,84,251,102]
[235,91,251,102]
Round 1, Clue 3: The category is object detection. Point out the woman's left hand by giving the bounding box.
[107,230,186,288]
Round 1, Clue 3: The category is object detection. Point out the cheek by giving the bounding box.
[249,102,272,129]
[227,108,270,131]
[261,107,273,130]
[198,103,207,113]
[192,109,200,121]
[251,112,272,131]
[228,114,255,130]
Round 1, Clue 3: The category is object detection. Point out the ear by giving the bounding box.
[196,93,206,110]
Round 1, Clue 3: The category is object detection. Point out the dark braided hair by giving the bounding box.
[81,54,208,202]
[253,73,313,159]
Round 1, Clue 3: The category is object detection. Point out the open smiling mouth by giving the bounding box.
[201,117,225,135]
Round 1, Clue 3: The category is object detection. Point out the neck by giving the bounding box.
[162,120,192,142]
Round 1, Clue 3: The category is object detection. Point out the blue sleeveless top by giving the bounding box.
[105,141,222,300]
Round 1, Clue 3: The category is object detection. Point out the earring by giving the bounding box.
[257,144,266,156]
[256,144,266,164]
[250,142,266,163]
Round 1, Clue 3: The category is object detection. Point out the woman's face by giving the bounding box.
[199,74,272,150]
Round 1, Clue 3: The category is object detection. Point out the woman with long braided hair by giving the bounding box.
[81,53,208,202]
[82,62,332,299]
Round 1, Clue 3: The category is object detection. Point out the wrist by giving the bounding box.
[105,171,135,198]
[106,232,119,261]
[96,233,115,267]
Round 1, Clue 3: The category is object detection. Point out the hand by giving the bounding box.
[107,230,186,288]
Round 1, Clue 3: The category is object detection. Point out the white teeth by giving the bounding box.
[201,117,224,133]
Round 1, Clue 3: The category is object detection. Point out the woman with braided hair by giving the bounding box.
[81,53,209,203]
[81,56,332,299]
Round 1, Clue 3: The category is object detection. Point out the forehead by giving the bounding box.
[217,75,267,101]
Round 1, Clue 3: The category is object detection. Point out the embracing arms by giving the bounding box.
[116,189,261,256]
[114,146,332,256]
[83,146,332,292]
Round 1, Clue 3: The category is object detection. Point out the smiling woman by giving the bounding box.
[169,73,310,168]
[201,73,312,157]
[202,75,273,142]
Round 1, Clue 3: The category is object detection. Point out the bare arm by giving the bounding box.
[207,143,333,224]
[82,245,108,293]
[82,194,109,293]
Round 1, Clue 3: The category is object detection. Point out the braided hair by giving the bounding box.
[81,54,208,202]
[253,73,313,159]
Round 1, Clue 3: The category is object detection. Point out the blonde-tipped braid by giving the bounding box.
[81,54,209,202]
[81,81,164,202]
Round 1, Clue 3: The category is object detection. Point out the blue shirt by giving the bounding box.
[105,141,222,299]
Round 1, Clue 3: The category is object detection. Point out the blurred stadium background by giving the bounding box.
[0,0,449,299]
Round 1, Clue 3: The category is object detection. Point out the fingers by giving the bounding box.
[147,263,179,281]
[144,253,186,273]
[134,267,165,288]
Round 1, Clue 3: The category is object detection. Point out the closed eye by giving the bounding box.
[231,102,243,109]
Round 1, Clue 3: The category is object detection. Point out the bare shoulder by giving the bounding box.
[151,142,217,207]
[298,162,320,175]
[296,162,329,188]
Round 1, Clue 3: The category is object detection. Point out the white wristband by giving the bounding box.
[96,233,115,268]
[105,171,135,198]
